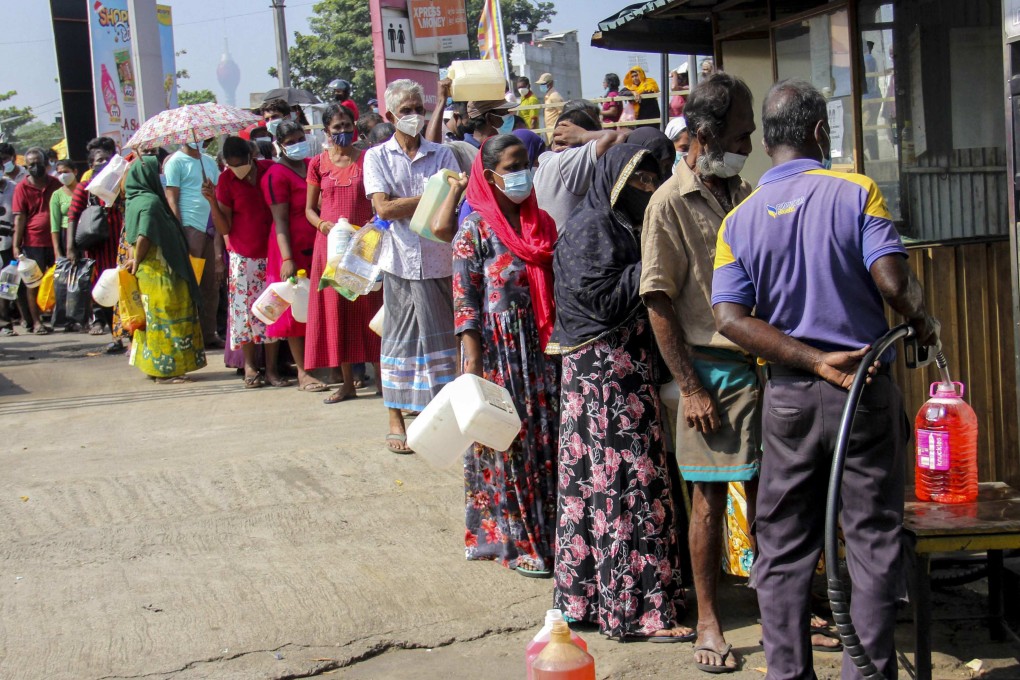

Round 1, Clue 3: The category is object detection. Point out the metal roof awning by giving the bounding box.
[591,0,714,54]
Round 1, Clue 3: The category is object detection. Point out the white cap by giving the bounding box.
[665,116,688,141]
[545,609,565,625]
[675,62,689,75]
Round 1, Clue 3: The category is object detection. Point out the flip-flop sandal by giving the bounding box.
[515,565,552,579]
[88,323,105,336]
[105,341,126,354]
[34,325,52,335]
[810,628,843,652]
[266,377,293,387]
[243,375,264,389]
[622,630,698,643]
[323,390,357,404]
[154,376,191,384]
[694,643,738,674]
[385,433,414,454]
[298,382,329,393]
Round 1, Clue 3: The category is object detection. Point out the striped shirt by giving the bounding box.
[712,159,906,354]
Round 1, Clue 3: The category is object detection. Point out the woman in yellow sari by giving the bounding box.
[626,66,660,121]
[123,156,206,383]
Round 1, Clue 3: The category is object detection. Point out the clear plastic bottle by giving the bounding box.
[333,217,390,297]
[915,381,979,503]
[532,621,595,680]
[0,260,20,301]
[526,610,588,680]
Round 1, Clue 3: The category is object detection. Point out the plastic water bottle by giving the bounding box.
[326,218,357,261]
[526,610,588,680]
[17,254,43,288]
[289,271,310,323]
[915,381,978,503]
[0,260,20,301]
[333,217,390,297]
[531,621,595,680]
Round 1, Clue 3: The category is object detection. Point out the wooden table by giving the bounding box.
[903,482,1020,680]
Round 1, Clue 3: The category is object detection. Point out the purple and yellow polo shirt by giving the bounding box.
[711,159,906,355]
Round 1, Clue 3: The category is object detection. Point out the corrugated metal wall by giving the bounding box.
[889,239,1020,488]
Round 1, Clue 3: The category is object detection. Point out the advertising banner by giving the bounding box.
[88,1,178,147]
[406,0,468,54]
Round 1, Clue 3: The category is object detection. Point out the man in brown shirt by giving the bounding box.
[640,73,759,673]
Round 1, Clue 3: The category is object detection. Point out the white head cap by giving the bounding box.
[665,116,688,141]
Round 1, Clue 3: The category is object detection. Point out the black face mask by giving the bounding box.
[335,93,348,102]
[617,184,654,225]
[27,165,48,179]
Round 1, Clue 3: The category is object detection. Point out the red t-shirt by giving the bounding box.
[215,159,275,259]
[341,98,360,122]
[12,175,61,248]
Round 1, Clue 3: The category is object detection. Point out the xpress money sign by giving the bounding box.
[406,0,468,54]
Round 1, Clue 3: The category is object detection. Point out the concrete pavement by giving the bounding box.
[0,332,1016,679]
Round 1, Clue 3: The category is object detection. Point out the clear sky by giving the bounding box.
[4,0,702,125]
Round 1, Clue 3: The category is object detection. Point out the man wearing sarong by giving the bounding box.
[364,79,459,454]
[641,72,759,674]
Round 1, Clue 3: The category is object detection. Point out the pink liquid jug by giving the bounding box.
[915,381,978,503]
[532,621,595,680]
[526,610,588,680]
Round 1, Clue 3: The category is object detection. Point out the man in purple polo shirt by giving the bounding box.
[712,80,938,680]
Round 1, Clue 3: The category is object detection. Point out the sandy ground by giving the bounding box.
[1,331,1018,679]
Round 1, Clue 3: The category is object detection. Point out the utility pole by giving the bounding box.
[128,0,167,121]
[271,0,292,88]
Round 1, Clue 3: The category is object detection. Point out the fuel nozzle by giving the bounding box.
[904,318,944,376]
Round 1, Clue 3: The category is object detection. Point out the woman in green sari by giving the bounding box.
[124,156,207,383]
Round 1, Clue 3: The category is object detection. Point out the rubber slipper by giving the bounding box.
[811,628,843,652]
[323,389,357,404]
[88,323,104,336]
[298,382,329,393]
[34,325,52,335]
[105,341,126,354]
[515,565,552,579]
[266,377,292,387]
[385,433,414,454]
[694,643,738,674]
[622,629,697,643]
[243,375,264,389]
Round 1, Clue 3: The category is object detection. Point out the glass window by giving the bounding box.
[858,2,899,218]
[775,9,857,171]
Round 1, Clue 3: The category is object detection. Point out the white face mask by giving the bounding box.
[395,114,425,138]
[57,172,75,186]
[712,152,747,179]
[517,87,529,97]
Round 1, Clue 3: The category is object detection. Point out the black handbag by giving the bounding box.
[74,195,110,251]
[65,258,96,324]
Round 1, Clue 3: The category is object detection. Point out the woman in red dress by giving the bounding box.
[260,119,326,392]
[305,103,383,404]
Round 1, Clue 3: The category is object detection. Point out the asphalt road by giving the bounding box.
[1,332,1016,679]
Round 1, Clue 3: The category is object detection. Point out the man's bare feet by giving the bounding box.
[694,627,738,672]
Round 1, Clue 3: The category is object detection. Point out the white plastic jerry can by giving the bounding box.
[449,374,522,452]
[92,267,121,307]
[406,380,475,468]
[409,169,459,242]
[17,254,43,288]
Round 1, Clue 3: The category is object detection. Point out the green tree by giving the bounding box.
[0,91,35,145]
[273,0,555,106]
[13,121,63,152]
[178,89,218,106]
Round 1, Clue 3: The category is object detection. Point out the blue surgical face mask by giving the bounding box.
[331,131,354,147]
[672,151,688,173]
[446,96,454,107]
[2,160,14,174]
[494,168,533,204]
[497,114,514,135]
[819,126,833,170]
[283,141,310,160]
[538,84,549,95]
[266,119,282,138]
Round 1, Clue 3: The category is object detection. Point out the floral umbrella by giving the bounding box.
[124,103,261,151]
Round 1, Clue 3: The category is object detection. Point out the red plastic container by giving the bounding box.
[914,381,978,503]
[532,621,595,680]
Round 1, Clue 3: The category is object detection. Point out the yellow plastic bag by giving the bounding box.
[118,268,146,333]
[36,265,56,312]
[189,255,205,283]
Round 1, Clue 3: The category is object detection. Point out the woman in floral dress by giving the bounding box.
[453,135,559,577]
[551,144,692,640]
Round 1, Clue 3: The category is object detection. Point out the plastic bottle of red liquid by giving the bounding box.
[532,621,595,680]
[915,380,978,503]
[526,609,588,680]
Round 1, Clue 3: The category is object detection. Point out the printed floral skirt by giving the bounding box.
[130,249,206,378]
[553,318,687,638]
[227,252,274,350]
[464,308,559,572]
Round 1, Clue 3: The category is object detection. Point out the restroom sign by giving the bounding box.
[407,0,469,54]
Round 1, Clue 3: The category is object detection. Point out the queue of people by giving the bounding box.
[2,70,937,678]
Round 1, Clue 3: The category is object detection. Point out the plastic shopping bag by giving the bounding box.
[85,153,130,205]
[36,265,56,312]
[118,268,146,333]
[65,258,96,326]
